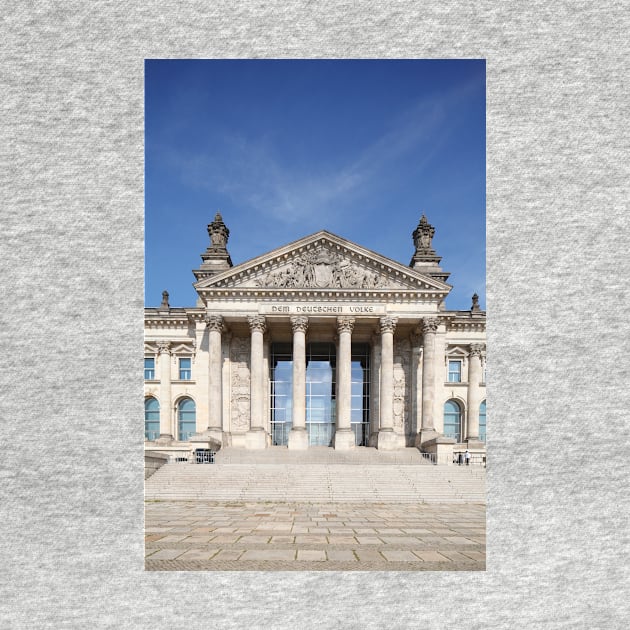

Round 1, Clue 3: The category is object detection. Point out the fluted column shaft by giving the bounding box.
[291,316,308,431]
[157,342,172,438]
[248,315,266,432]
[336,317,354,432]
[466,344,484,440]
[379,317,397,430]
[421,318,439,432]
[206,315,224,431]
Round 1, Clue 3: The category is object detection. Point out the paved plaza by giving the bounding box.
[145,500,485,571]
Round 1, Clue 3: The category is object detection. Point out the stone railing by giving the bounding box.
[144,451,170,479]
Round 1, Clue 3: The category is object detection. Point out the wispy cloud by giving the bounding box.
[172,88,467,228]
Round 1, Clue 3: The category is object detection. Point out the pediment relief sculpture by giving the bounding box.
[253,248,389,290]
[195,233,452,293]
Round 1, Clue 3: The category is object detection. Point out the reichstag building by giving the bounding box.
[144,213,486,463]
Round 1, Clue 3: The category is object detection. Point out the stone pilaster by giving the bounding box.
[288,315,309,450]
[205,315,224,440]
[156,341,173,443]
[246,315,267,449]
[410,331,423,440]
[368,333,381,447]
[334,316,355,450]
[377,316,404,450]
[416,317,440,446]
[466,343,485,446]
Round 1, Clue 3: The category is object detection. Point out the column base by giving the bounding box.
[288,427,309,450]
[155,434,174,446]
[333,428,355,451]
[376,429,405,450]
[466,438,485,449]
[245,429,267,450]
[189,431,222,451]
[415,428,439,448]
[421,436,455,465]
[368,431,379,448]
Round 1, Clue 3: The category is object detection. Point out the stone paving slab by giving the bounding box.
[145,500,485,571]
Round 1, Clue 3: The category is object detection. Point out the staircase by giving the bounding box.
[145,447,485,504]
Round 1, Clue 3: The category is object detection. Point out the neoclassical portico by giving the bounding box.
[144,214,486,460]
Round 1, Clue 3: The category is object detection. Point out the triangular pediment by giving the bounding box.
[195,231,451,294]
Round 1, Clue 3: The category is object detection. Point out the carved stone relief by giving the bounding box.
[230,337,251,433]
[393,338,411,434]
[254,246,388,289]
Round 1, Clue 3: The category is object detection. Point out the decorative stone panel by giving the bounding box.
[393,338,411,434]
[230,336,251,433]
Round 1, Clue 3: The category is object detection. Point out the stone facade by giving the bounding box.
[144,214,486,462]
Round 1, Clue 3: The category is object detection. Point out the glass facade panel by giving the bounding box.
[306,343,336,446]
[350,344,370,445]
[177,398,196,441]
[443,399,462,442]
[479,400,486,442]
[144,397,160,440]
[270,344,293,445]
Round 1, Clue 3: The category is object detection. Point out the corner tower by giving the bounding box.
[193,212,234,282]
[409,214,450,283]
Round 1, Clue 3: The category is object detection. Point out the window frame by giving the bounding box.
[144,357,155,380]
[144,397,160,441]
[178,356,192,380]
[443,399,463,443]
[447,359,462,383]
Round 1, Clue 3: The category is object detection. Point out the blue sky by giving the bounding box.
[145,59,485,310]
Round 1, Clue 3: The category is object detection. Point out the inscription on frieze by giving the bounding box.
[260,303,387,315]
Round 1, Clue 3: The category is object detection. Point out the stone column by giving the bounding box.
[377,316,403,450]
[205,315,224,442]
[417,317,440,446]
[156,341,173,443]
[246,315,267,449]
[334,316,355,450]
[466,343,485,444]
[288,315,309,450]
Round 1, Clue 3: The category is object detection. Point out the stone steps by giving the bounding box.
[145,463,485,504]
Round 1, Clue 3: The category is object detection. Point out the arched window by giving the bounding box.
[443,399,462,443]
[145,397,160,441]
[177,398,196,441]
[479,400,486,443]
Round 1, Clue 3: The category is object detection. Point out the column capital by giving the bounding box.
[421,317,439,335]
[156,341,171,355]
[337,316,355,334]
[469,343,485,358]
[290,315,309,333]
[248,314,267,334]
[379,316,397,334]
[205,314,225,332]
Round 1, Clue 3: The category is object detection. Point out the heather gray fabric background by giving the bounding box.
[2,2,629,628]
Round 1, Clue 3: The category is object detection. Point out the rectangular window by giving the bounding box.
[179,357,191,380]
[448,360,462,383]
[144,357,155,380]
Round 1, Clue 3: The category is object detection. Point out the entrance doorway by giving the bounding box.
[305,343,336,446]
[269,341,369,447]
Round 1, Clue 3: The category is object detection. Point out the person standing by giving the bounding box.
[465,449,471,466]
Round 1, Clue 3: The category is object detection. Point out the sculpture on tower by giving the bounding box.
[193,211,233,280]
